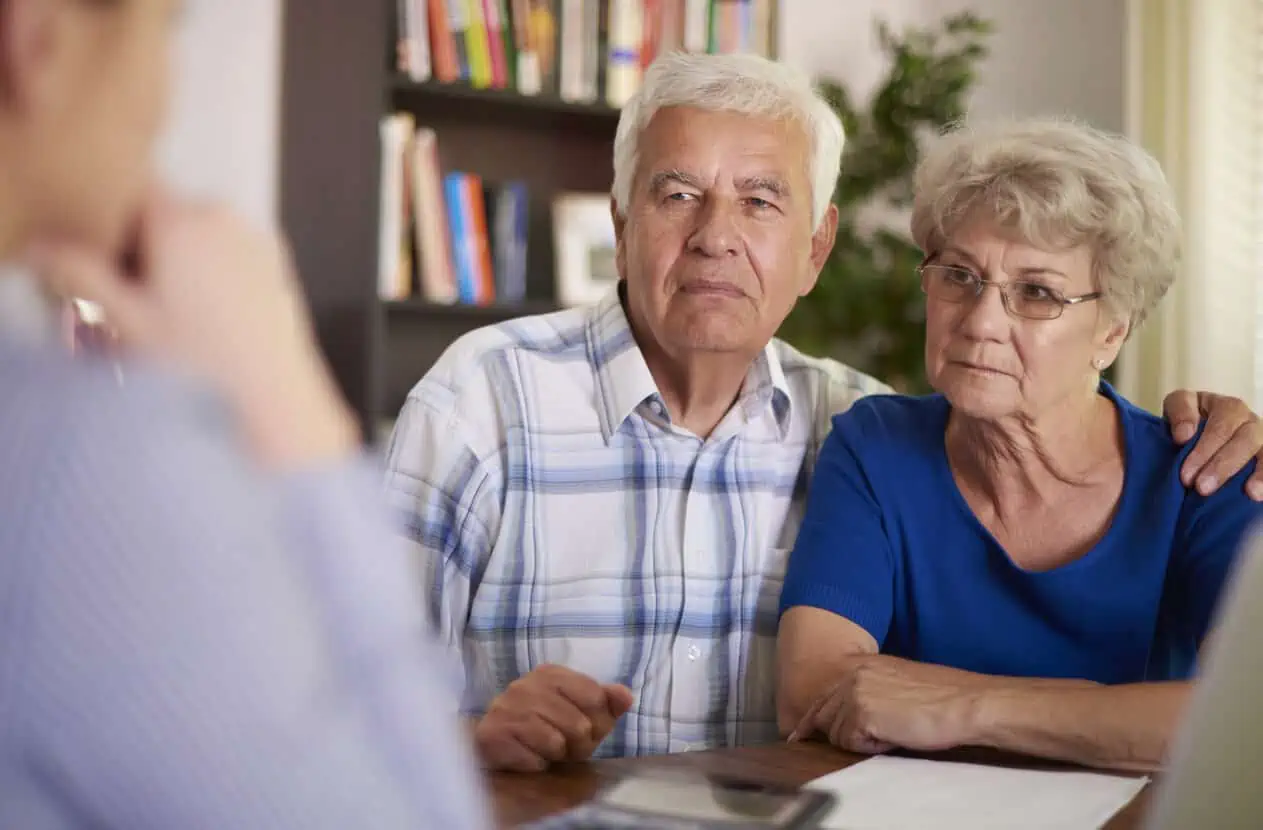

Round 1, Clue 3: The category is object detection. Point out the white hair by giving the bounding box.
[911,116,1181,332]
[611,51,845,230]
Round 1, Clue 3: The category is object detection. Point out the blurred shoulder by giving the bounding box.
[0,341,243,492]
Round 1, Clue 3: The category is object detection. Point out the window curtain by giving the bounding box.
[1117,0,1262,410]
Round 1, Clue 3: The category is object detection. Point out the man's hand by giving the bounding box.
[1163,390,1263,500]
[788,656,978,756]
[474,664,634,772]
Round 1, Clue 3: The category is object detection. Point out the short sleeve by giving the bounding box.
[779,416,896,646]
[1166,462,1263,652]
[380,384,505,712]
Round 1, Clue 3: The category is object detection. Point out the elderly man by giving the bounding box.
[383,51,1263,772]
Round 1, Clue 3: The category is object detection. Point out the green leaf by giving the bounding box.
[780,11,993,393]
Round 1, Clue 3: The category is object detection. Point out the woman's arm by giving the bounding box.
[777,419,899,733]
[968,680,1191,772]
[777,607,878,736]
[789,631,1188,772]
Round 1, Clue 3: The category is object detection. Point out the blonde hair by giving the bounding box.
[612,51,844,230]
[910,116,1181,331]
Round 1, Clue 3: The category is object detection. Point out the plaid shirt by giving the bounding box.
[382,288,888,757]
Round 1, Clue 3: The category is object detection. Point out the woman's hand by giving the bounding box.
[789,656,981,755]
[25,188,358,468]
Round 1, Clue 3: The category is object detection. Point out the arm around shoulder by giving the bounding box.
[1168,460,1263,652]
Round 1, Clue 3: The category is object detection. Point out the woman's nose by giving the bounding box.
[957,282,1012,338]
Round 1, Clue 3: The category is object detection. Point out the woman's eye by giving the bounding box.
[1016,282,1055,301]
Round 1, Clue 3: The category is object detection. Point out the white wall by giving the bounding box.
[780,0,1127,133]
[157,0,283,229]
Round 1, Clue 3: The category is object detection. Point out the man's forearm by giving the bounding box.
[967,681,1192,772]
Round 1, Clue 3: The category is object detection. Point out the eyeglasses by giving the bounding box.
[918,262,1102,321]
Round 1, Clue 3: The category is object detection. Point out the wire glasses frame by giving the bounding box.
[917,261,1102,321]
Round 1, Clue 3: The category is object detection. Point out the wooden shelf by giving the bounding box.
[390,77,621,133]
[282,2,618,437]
[384,298,561,320]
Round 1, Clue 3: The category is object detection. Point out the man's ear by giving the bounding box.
[802,203,838,296]
[610,196,628,280]
[0,0,60,112]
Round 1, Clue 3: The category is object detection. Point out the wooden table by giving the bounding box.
[491,742,1154,828]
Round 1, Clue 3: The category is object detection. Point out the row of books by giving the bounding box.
[395,0,778,108]
[378,112,529,305]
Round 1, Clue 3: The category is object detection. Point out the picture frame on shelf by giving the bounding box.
[552,192,619,307]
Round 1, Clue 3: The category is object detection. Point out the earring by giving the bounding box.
[1092,358,1106,371]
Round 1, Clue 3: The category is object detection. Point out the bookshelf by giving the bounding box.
[280,1,779,440]
[390,77,623,126]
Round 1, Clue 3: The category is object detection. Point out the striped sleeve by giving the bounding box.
[381,385,504,710]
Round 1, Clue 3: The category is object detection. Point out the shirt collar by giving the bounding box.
[586,283,795,443]
[742,339,793,438]
[587,286,659,442]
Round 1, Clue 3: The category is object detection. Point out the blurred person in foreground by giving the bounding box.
[777,117,1263,772]
[382,49,1263,773]
[0,1,488,828]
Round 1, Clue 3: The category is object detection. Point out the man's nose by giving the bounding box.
[687,198,741,257]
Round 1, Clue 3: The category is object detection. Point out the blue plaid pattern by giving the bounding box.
[382,288,888,757]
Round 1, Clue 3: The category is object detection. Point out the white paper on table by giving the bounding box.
[805,755,1149,830]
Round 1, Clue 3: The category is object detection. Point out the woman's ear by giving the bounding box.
[1096,313,1131,368]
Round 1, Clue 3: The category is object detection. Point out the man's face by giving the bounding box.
[614,106,837,361]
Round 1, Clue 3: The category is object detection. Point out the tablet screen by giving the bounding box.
[597,774,802,824]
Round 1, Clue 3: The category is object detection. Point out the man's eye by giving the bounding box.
[747,197,773,209]
[666,192,695,202]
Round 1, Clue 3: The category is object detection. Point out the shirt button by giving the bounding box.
[687,645,702,660]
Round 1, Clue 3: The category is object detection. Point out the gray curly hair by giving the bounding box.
[910,117,1181,332]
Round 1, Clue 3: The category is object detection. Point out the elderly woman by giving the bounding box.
[776,117,1263,772]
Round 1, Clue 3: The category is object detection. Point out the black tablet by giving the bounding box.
[529,768,835,829]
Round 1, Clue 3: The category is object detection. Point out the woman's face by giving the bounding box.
[922,219,1128,422]
[4,0,176,254]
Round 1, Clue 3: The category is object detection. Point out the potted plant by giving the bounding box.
[779,12,994,392]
